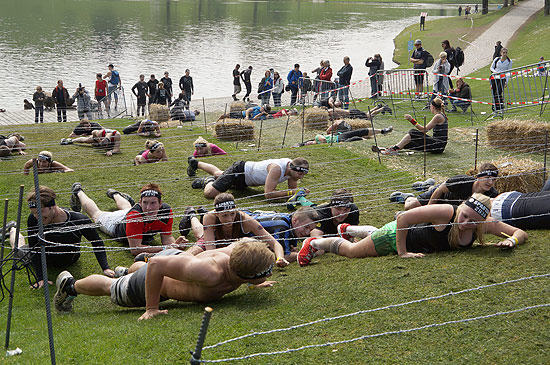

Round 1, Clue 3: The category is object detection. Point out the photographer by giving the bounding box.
[430,52,450,104]
[73,84,93,120]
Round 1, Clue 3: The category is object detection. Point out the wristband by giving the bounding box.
[287,190,292,196]
[409,118,418,126]
[276,257,283,262]
[247,283,256,289]
[506,237,518,247]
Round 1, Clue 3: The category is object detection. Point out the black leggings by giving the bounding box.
[339,128,371,142]
[404,129,446,154]
[509,191,550,230]
[123,121,141,134]
[490,78,506,111]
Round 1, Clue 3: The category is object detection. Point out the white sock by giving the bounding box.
[346,225,378,238]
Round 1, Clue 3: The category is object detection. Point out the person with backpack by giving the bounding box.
[287,64,303,106]
[104,64,121,110]
[258,70,273,106]
[410,39,432,97]
[431,52,451,102]
[490,47,513,112]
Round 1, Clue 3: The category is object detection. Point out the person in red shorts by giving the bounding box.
[69,182,186,255]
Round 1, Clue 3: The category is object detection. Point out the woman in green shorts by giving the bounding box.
[297,193,527,265]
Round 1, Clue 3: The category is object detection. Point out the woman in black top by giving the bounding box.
[297,193,527,266]
[374,97,448,155]
[23,186,113,288]
[153,82,169,105]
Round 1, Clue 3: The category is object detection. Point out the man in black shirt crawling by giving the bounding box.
[311,189,360,239]
[403,162,499,210]
[13,186,114,289]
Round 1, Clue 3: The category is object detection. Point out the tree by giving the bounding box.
[483,0,489,14]
[503,0,508,7]
[545,0,549,15]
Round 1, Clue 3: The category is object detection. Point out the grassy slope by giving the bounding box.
[1,9,550,365]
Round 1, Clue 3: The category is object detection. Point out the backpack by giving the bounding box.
[110,70,120,85]
[454,47,465,68]
[424,52,435,68]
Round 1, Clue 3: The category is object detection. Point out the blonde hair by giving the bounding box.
[229,238,275,279]
[145,139,163,150]
[193,136,211,155]
[448,193,491,249]
[439,52,447,59]
[38,151,53,160]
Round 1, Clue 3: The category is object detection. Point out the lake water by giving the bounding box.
[0,0,462,111]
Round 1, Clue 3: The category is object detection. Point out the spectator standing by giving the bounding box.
[33,86,45,123]
[103,64,121,110]
[337,57,353,110]
[431,52,451,102]
[287,64,303,106]
[319,60,333,100]
[232,64,241,101]
[259,70,273,106]
[147,75,158,105]
[160,71,173,103]
[153,82,169,106]
[311,60,324,101]
[441,40,456,88]
[272,71,284,107]
[490,47,512,113]
[493,41,503,61]
[95,73,109,116]
[72,85,92,120]
[420,12,426,31]
[458,6,462,16]
[52,80,69,122]
[365,54,384,99]
[475,4,478,13]
[240,66,253,102]
[410,39,428,96]
[132,75,148,117]
[179,69,194,110]
[300,72,312,104]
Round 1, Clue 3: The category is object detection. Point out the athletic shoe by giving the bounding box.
[191,177,215,189]
[60,138,73,145]
[412,178,435,191]
[0,220,17,239]
[179,206,196,237]
[70,182,83,212]
[337,223,352,241]
[389,191,414,203]
[134,252,155,263]
[187,156,199,177]
[297,237,318,267]
[196,206,208,220]
[381,126,393,135]
[286,188,308,210]
[382,105,393,115]
[106,189,135,206]
[54,270,75,313]
[114,266,128,278]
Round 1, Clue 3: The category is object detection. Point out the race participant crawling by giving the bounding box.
[0,133,26,157]
[295,125,392,146]
[327,103,392,121]
[66,119,103,138]
[181,193,289,266]
[192,136,227,157]
[402,163,499,209]
[19,186,114,289]
[23,151,74,174]
[70,183,185,255]
[217,104,271,121]
[313,95,341,109]
[122,119,160,136]
[373,97,447,155]
[187,156,310,200]
[67,128,121,156]
[490,176,550,230]
[271,108,299,119]
[134,140,168,165]
[53,238,277,319]
[297,193,527,266]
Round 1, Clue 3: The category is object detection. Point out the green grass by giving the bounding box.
[2,9,550,365]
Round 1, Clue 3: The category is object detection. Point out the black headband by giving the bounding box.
[150,142,162,151]
[477,170,498,178]
[431,100,441,108]
[140,190,161,200]
[195,143,207,148]
[237,262,274,280]
[37,154,52,162]
[331,200,352,208]
[215,200,236,212]
[464,197,490,220]
[28,199,56,209]
[290,164,309,174]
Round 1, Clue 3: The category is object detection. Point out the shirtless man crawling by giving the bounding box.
[54,238,276,320]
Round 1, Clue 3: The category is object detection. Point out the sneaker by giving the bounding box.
[179,206,196,237]
[389,191,415,203]
[196,206,208,220]
[382,105,393,115]
[412,178,435,191]
[337,223,352,241]
[286,188,308,210]
[106,189,135,206]
[0,220,17,239]
[134,252,155,263]
[191,177,215,189]
[297,237,318,267]
[187,156,199,177]
[60,138,73,145]
[54,270,75,313]
[114,266,128,278]
[381,126,393,135]
[70,182,83,212]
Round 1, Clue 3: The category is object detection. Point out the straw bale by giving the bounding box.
[486,119,550,153]
[303,108,329,130]
[229,101,247,114]
[149,104,170,122]
[215,119,255,141]
[347,119,373,130]
[466,156,544,193]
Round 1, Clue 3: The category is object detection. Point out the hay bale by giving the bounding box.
[303,108,329,130]
[229,101,246,114]
[486,119,550,153]
[215,119,255,141]
[466,157,544,193]
[149,104,170,122]
[347,119,373,130]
